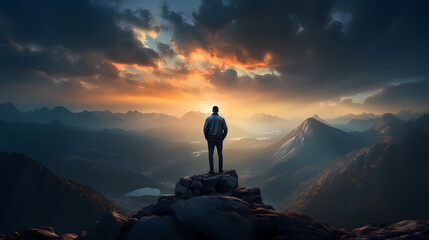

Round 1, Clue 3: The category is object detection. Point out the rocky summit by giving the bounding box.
[3,170,429,240]
[128,170,339,240]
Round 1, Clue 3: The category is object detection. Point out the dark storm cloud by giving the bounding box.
[208,68,239,87]
[207,68,311,101]
[163,0,429,101]
[0,0,161,83]
[156,41,176,58]
[364,79,429,110]
[119,8,161,31]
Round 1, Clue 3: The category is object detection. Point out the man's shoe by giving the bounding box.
[219,169,224,173]
[208,171,214,175]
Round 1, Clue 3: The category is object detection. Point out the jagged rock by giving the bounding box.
[175,170,239,198]
[158,194,175,202]
[353,220,429,239]
[190,178,204,191]
[179,176,192,188]
[83,212,135,240]
[58,233,78,240]
[3,227,78,240]
[15,227,58,240]
[232,187,263,204]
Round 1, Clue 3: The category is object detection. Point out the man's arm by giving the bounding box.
[222,119,228,140]
[203,118,209,139]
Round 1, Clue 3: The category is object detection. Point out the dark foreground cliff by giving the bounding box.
[3,170,429,240]
[0,152,122,235]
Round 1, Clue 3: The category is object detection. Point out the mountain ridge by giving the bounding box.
[0,152,123,235]
[283,114,429,228]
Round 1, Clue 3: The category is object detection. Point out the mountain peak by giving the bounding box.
[380,113,400,121]
[311,114,321,120]
[286,117,334,141]
[372,113,404,134]
[52,106,73,114]
[270,117,350,166]
[0,101,17,109]
[300,117,326,133]
[0,101,18,111]
[0,101,22,121]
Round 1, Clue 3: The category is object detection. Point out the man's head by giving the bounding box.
[212,106,219,113]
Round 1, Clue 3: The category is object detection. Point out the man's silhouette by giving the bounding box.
[203,106,228,174]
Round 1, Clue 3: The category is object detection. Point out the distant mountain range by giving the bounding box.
[0,118,198,197]
[0,102,180,131]
[256,113,429,228]
[0,102,284,141]
[325,112,425,132]
[326,110,429,125]
[0,152,122,235]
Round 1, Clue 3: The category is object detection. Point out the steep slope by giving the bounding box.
[286,114,429,228]
[0,119,194,197]
[395,109,429,120]
[270,117,357,166]
[333,118,378,132]
[255,118,370,208]
[0,102,22,122]
[331,113,404,133]
[370,113,405,136]
[327,112,379,125]
[0,152,122,235]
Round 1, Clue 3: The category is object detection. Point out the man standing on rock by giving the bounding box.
[203,106,228,174]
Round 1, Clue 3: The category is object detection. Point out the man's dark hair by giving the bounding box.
[212,106,219,112]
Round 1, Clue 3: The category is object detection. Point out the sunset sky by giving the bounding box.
[1,0,428,118]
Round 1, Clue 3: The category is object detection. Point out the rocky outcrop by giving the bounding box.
[2,227,77,240]
[4,170,429,240]
[175,170,238,197]
[352,220,429,240]
[127,170,332,240]
[173,170,263,205]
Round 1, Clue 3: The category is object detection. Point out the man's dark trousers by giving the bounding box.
[207,135,223,172]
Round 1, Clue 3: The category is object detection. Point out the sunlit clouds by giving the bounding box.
[1,0,428,118]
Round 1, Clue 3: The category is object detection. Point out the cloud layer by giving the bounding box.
[0,0,428,115]
[164,0,429,100]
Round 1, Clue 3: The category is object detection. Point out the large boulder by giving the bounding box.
[175,170,239,198]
